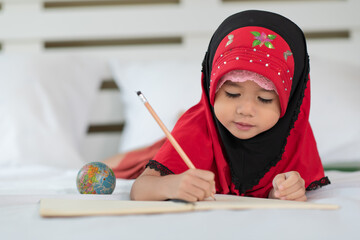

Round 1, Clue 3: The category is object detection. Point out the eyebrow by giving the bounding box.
[223,81,241,88]
[259,88,276,93]
[223,81,276,93]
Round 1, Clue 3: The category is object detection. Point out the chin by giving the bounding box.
[236,135,255,140]
[231,131,257,140]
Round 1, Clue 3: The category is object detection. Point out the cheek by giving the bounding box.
[214,99,231,123]
[274,97,281,116]
[261,107,281,129]
[214,101,223,121]
[261,96,281,123]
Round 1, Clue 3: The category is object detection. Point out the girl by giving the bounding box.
[130,10,330,202]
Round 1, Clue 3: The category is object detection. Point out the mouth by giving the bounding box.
[235,122,255,131]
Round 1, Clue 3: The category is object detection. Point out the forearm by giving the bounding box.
[130,174,173,201]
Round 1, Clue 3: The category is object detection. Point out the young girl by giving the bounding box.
[129,10,330,202]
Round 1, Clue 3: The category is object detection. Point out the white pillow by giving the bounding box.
[309,56,360,164]
[0,54,104,169]
[110,59,202,152]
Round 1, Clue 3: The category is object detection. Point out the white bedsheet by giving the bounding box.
[0,166,359,240]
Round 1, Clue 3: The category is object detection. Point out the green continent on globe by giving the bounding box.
[76,162,116,194]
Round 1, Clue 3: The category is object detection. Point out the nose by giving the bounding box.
[236,99,255,117]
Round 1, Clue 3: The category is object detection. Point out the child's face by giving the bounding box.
[214,80,281,139]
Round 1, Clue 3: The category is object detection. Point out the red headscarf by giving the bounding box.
[150,10,330,198]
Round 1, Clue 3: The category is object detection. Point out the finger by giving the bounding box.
[181,176,207,200]
[273,174,286,191]
[279,172,301,190]
[175,174,206,201]
[190,177,213,199]
[177,192,199,202]
[211,180,216,194]
[187,169,215,198]
[294,195,307,202]
[205,180,216,195]
[184,184,207,201]
[277,179,303,197]
[281,187,306,201]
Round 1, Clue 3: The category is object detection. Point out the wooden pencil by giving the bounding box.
[136,91,195,169]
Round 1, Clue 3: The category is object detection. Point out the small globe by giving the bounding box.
[76,162,116,194]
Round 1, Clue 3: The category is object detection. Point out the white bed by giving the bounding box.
[0,1,360,239]
[0,166,359,240]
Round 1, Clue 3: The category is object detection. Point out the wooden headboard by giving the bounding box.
[1,0,359,162]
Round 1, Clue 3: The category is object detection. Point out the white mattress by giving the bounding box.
[1,165,359,240]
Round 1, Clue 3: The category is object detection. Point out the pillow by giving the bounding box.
[110,59,202,152]
[111,57,360,166]
[309,56,360,164]
[0,54,104,169]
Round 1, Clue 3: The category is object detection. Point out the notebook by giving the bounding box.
[39,194,339,217]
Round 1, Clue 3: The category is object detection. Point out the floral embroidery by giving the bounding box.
[283,50,293,61]
[225,34,234,47]
[251,31,276,49]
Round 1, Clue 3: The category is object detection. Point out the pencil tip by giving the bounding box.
[136,91,142,96]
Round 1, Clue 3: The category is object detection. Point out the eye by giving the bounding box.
[258,96,273,104]
[225,92,240,98]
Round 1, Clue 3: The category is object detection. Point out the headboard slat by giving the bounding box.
[44,0,180,8]
[305,30,350,40]
[100,80,119,91]
[87,123,125,134]
[44,37,182,49]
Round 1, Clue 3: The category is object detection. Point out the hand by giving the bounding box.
[165,169,216,202]
[268,171,307,201]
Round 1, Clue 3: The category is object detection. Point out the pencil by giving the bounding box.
[136,91,216,200]
[136,91,195,168]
